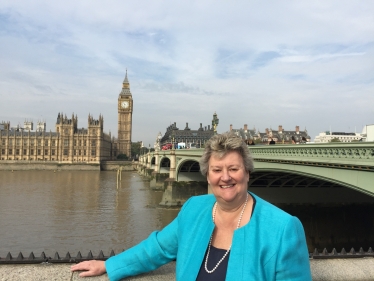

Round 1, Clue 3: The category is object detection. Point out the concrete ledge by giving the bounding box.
[311,258,374,281]
[0,262,175,281]
[1,259,374,280]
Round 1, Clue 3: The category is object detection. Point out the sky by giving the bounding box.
[0,1,373,146]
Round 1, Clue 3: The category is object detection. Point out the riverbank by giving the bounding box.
[0,160,135,171]
[1,259,374,280]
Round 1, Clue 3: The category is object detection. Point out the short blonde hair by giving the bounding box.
[199,132,254,177]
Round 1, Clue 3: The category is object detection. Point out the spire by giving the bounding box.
[123,69,129,84]
[119,69,132,96]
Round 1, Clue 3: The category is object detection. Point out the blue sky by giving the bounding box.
[0,1,373,146]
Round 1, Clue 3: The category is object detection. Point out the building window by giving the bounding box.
[23,140,27,146]
[91,140,96,147]
[64,139,69,147]
[45,140,48,146]
[74,149,77,156]
[74,140,77,146]
[84,150,86,156]
[38,140,41,146]
[84,140,87,146]
[16,149,20,155]
[1,149,5,155]
[38,149,41,155]
[52,140,56,146]
[9,139,12,145]
[16,139,20,145]
[79,150,81,156]
[45,150,48,155]
[91,149,96,156]
[1,139,5,145]
[9,149,12,154]
[31,140,34,146]
[31,149,34,155]
[63,149,68,156]
[23,149,27,155]
[52,150,55,156]
[79,140,81,146]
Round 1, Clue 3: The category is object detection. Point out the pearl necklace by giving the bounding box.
[204,193,249,274]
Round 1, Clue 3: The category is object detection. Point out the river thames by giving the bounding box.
[1,170,374,257]
[0,170,179,257]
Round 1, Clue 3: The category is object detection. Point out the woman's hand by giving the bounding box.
[71,260,106,277]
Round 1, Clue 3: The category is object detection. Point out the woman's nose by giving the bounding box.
[221,170,231,181]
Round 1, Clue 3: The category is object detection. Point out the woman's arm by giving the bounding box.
[275,216,312,281]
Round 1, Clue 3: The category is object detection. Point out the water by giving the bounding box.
[0,170,179,257]
[1,170,374,256]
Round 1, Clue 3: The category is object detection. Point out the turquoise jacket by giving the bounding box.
[106,192,312,281]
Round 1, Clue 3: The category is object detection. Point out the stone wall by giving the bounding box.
[100,161,136,171]
[0,161,100,171]
[0,160,139,171]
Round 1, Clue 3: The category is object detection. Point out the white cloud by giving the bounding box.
[0,0,373,145]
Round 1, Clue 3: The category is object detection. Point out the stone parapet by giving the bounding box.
[1,259,374,280]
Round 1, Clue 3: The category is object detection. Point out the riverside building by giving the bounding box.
[0,72,135,163]
[160,122,214,148]
[0,114,114,163]
[229,124,311,144]
[314,131,364,143]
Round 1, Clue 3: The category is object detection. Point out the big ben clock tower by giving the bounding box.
[118,70,133,158]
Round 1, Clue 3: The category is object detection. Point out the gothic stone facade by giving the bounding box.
[0,113,114,163]
[0,73,135,163]
[117,71,133,158]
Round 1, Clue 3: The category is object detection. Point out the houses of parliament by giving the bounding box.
[0,72,133,163]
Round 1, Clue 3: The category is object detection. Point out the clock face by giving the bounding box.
[121,101,129,108]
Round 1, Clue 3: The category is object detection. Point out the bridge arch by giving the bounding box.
[159,156,171,174]
[254,161,374,198]
[176,159,206,182]
[249,166,374,204]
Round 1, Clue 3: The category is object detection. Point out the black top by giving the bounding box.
[196,246,230,281]
[196,196,257,281]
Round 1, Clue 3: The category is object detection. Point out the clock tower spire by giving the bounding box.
[117,69,133,158]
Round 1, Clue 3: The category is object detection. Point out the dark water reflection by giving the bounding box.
[0,171,179,257]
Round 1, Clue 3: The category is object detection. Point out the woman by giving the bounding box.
[72,132,312,280]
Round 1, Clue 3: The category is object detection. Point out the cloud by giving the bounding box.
[0,0,373,145]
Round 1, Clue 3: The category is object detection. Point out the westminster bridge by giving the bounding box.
[136,142,374,251]
[136,142,374,206]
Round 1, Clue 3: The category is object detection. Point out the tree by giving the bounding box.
[254,138,262,144]
[131,141,142,157]
[117,154,128,160]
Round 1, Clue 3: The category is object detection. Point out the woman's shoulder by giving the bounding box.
[183,194,216,208]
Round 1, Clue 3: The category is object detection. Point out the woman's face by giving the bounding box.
[207,151,249,205]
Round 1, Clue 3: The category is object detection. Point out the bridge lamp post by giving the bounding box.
[169,132,175,150]
[212,112,219,135]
